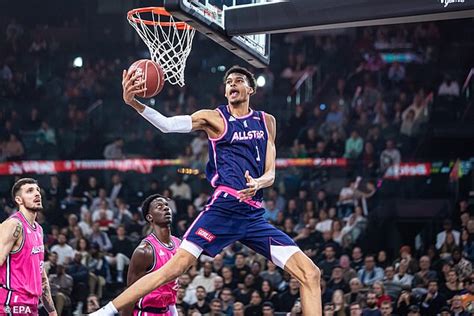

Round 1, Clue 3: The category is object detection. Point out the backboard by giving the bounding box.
[164,0,272,68]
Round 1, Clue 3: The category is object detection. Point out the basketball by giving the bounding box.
[128,59,165,98]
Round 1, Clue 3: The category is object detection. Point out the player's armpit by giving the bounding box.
[0,219,22,266]
[191,109,224,138]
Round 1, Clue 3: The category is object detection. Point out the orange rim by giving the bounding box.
[127,7,192,30]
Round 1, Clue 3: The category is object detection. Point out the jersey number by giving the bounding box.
[255,146,261,162]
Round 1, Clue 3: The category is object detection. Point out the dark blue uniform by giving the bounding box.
[183,105,298,267]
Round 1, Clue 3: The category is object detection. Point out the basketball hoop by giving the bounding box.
[127,7,196,86]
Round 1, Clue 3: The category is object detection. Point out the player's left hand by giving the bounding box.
[48,311,58,316]
[237,171,260,202]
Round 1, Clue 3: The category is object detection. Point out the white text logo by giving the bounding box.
[440,0,465,7]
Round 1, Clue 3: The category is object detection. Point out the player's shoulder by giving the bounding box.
[171,235,182,247]
[132,241,155,260]
[262,112,276,123]
[1,217,22,231]
[193,108,221,118]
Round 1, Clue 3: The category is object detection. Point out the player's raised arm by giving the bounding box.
[122,69,223,136]
[0,219,22,266]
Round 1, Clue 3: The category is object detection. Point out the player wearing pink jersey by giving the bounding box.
[0,178,57,316]
[121,194,180,316]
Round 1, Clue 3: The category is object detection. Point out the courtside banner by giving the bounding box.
[0,158,348,175]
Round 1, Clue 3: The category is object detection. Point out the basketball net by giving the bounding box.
[128,8,196,87]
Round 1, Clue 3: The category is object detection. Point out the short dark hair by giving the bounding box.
[141,193,166,222]
[11,178,38,205]
[262,302,274,310]
[223,65,257,95]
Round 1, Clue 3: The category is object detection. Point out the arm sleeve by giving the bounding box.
[169,305,178,316]
[140,106,192,133]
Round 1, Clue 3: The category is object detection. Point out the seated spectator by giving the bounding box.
[89,222,112,252]
[318,245,339,280]
[108,173,129,204]
[260,280,278,306]
[372,281,392,307]
[244,290,263,316]
[190,286,211,315]
[36,121,57,145]
[207,276,224,301]
[393,259,413,286]
[328,265,349,293]
[233,302,245,316]
[3,133,24,160]
[344,278,365,306]
[103,137,125,159]
[379,140,401,173]
[260,261,282,289]
[169,174,192,201]
[192,261,218,293]
[362,291,382,316]
[400,109,416,137]
[351,247,365,272]
[339,255,358,284]
[262,302,274,316]
[233,275,254,306]
[451,247,473,280]
[412,256,437,288]
[383,266,402,300]
[420,280,447,316]
[222,266,238,290]
[326,101,344,127]
[107,225,133,283]
[326,131,345,158]
[331,289,347,316]
[460,276,474,313]
[298,127,322,157]
[436,219,461,250]
[316,209,333,233]
[66,252,89,315]
[49,264,73,316]
[349,302,363,316]
[358,254,384,286]
[51,233,75,265]
[179,273,197,305]
[396,288,419,316]
[440,269,463,301]
[379,301,393,316]
[344,130,363,159]
[263,199,280,223]
[450,295,470,316]
[438,74,460,97]
[276,278,300,312]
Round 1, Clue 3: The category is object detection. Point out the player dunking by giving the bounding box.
[122,194,180,316]
[0,178,57,316]
[92,66,322,315]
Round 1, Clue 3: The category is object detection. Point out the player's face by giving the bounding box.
[149,197,172,226]
[16,183,43,212]
[224,73,253,105]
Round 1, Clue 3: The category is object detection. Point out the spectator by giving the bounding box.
[103,137,125,159]
[190,286,211,315]
[420,280,447,316]
[263,199,280,223]
[66,252,89,315]
[51,233,75,265]
[89,222,113,252]
[233,253,252,283]
[387,62,405,83]
[344,130,363,159]
[460,276,473,313]
[191,131,208,158]
[344,278,364,306]
[3,133,24,160]
[233,274,254,305]
[233,302,245,316]
[169,174,192,201]
[222,266,238,289]
[176,288,190,315]
[379,140,401,173]
[318,245,339,280]
[350,302,363,316]
[351,247,365,272]
[412,256,437,288]
[339,255,358,283]
[326,102,344,127]
[436,219,461,250]
[383,266,402,300]
[207,276,224,301]
[245,290,263,316]
[362,291,382,316]
[44,251,59,275]
[108,173,129,204]
[372,281,392,307]
[37,121,57,145]
[179,273,197,305]
[451,247,473,280]
[450,295,470,316]
[326,131,345,158]
[192,261,218,293]
[277,278,300,312]
[438,75,460,97]
[260,261,283,289]
[49,264,73,316]
[262,302,275,316]
[358,254,384,286]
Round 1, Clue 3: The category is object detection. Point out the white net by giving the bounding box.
[128,8,196,86]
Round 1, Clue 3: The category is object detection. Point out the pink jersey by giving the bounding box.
[0,212,44,314]
[133,233,180,316]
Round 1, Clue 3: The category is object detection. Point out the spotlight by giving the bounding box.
[73,57,83,68]
[257,75,266,87]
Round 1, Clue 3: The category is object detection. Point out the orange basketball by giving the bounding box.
[128,59,165,98]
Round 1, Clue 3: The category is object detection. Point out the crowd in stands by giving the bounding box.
[0,15,473,316]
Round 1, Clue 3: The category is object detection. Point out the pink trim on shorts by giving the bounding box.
[215,185,262,209]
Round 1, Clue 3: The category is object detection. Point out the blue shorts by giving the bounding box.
[181,186,299,268]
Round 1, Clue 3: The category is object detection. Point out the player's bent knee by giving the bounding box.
[302,265,321,286]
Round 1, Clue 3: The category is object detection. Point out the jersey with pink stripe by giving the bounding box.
[0,212,44,309]
[134,234,181,315]
[205,104,268,202]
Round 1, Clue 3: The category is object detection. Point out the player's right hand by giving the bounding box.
[122,69,147,105]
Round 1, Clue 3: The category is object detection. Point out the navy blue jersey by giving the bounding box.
[205,105,269,202]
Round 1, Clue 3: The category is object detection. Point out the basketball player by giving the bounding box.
[0,178,57,316]
[122,194,180,316]
[91,66,321,315]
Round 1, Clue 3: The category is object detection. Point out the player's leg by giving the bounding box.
[284,252,322,316]
[111,249,196,310]
[241,219,321,315]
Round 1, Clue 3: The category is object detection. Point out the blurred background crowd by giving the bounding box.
[1,1,474,316]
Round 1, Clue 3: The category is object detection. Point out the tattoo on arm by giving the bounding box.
[13,224,21,238]
[41,274,56,313]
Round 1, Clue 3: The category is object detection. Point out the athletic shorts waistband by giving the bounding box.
[215,185,262,209]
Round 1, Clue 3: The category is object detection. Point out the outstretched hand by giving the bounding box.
[122,69,147,105]
[237,171,260,202]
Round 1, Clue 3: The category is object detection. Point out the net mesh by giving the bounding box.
[128,8,196,86]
